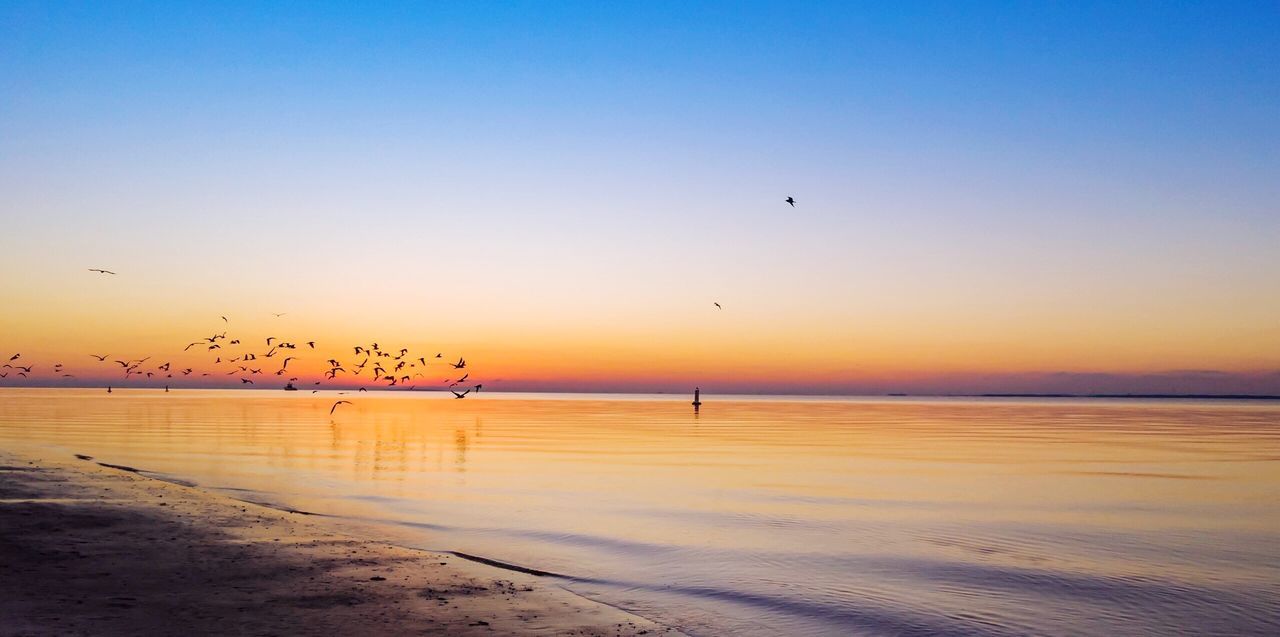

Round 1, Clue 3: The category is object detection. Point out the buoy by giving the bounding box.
[692,387,702,411]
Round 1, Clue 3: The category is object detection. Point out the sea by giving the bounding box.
[1,389,1277,636]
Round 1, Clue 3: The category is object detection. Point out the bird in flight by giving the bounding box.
[450,357,466,369]
[272,312,287,318]
[451,389,470,399]
[330,400,353,415]
[221,316,229,323]
[785,196,795,207]
[88,268,117,275]
[714,302,722,309]
[89,354,109,361]
[9,354,20,361]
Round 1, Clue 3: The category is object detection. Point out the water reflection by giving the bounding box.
[1,389,1277,636]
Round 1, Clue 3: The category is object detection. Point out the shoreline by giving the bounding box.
[0,449,683,636]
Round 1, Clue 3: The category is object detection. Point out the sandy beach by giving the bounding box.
[0,449,681,637]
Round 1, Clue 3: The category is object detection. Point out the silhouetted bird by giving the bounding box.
[714,302,722,309]
[785,196,795,207]
[88,268,117,275]
[330,400,352,415]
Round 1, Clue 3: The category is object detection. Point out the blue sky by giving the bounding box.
[2,2,1278,393]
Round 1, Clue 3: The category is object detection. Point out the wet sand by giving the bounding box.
[0,450,682,636]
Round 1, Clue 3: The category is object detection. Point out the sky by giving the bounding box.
[1,1,1278,394]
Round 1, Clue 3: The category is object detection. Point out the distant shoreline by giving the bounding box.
[1,385,1278,401]
[970,393,1280,400]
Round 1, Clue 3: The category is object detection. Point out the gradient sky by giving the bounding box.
[2,2,1278,394]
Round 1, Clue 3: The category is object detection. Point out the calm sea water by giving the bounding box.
[1,388,1278,635]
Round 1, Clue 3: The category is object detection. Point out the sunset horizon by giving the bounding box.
[3,3,1277,636]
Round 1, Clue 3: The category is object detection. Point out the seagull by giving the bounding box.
[330,400,353,415]
[241,378,254,384]
[8,354,18,361]
[89,354,109,361]
[272,312,287,318]
[785,196,795,207]
[221,316,229,323]
[307,342,315,349]
[714,302,722,309]
[450,357,466,369]
[88,268,117,275]
[451,389,470,399]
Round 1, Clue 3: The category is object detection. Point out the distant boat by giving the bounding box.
[283,383,298,391]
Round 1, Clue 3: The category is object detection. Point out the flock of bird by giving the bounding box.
[3,313,485,417]
[4,197,802,414]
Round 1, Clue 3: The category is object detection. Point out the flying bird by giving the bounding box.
[451,389,470,399]
[714,302,722,309]
[450,357,466,369]
[785,196,795,207]
[330,400,352,415]
[88,268,117,275]
[221,316,228,322]
[89,354,109,361]
[272,312,287,318]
